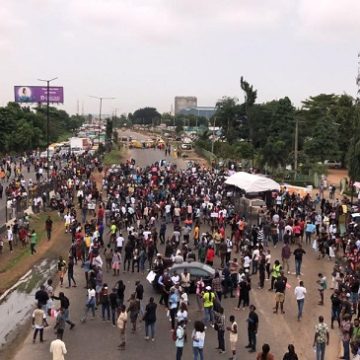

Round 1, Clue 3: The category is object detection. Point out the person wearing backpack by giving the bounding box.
[317,273,327,305]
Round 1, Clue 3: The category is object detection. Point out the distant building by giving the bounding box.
[174,96,197,115]
[178,106,215,119]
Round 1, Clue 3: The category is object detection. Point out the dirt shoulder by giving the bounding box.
[0,212,68,296]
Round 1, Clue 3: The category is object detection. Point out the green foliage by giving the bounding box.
[175,124,184,134]
[0,102,84,153]
[103,147,124,166]
[347,108,360,182]
[133,107,161,125]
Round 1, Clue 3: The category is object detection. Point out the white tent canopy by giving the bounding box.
[225,171,280,193]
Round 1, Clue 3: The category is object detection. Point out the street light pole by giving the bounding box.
[211,116,216,154]
[89,96,115,145]
[38,77,58,180]
[294,116,299,179]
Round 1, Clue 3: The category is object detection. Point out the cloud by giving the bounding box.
[64,0,291,44]
[296,0,360,42]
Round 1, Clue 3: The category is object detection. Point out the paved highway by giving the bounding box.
[12,137,340,360]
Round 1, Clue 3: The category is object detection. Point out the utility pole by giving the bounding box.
[351,52,360,204]
[38,77,58,180]
[89,96,115,145]
[211,116,216,154]
[294,116,299,179]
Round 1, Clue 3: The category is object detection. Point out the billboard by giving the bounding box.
[14,86,64,103]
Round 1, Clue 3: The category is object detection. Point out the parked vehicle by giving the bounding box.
[70,137,92,153]
[324,160,342,169]
[168,261,215,293]
[238,197,266,216]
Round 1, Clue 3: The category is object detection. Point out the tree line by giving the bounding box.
[0,102,85,153]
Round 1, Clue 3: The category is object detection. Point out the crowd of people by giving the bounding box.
[16,146,360,360]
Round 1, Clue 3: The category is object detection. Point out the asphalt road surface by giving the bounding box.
[12,139,341,360]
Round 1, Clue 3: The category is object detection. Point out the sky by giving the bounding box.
[1,0,360,115]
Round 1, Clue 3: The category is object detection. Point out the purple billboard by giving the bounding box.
[14,86,64,103]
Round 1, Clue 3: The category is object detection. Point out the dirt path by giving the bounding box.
[0,213,69,295]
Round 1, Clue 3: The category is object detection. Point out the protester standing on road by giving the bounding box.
[30,229,37,255]
[273,271,287,314]
[66,256,76,288]
[32,303,48,343]
[313,315,329,360]
[341,314,352,360]
[175,320,185,360]
[143,297,157,341]
[214,306,226,354]
[192,320,205,360]
[227,315,238,360]
[81,285,96,322]
[57,256,67,287]
[294,281,307,321]
[52,292,75,329]
[54,308,66,339]
[127,292,140,333]
[45,215,53,241]
[100,283,111,321]
[50,329,67,360]
[202,286,215,326]
[282,344,298,360]
[281,243,291,274]
[317,273,327,305]
[293,244,306,278]
[256,343,275,360]
[246,305,259,353]
[117,304,128,350]
[7,225,13,253]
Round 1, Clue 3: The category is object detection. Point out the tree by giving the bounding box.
[347,108,360,189]
[175,124,183,134]
[133,107,161,125]
[0,102,85,154]
[214,97,241,144]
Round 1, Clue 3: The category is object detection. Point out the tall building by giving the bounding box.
[174,96,197,115]
[178,106,215,119]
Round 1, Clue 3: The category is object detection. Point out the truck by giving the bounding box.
[70,137,91,154]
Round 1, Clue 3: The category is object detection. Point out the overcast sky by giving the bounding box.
[1,0,360,115]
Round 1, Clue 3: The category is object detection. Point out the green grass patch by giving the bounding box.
[16,271,44,294]
[0,212,61,274]
[0,250,29,273]
[103,147,124,166]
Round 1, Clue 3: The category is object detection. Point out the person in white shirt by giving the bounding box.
[64,213,71,233]
[294,280,307,321]
[116,235,125,252]
[7,226,13,252]
[50,329,67,360]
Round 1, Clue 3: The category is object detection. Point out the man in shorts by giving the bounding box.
[273,271,287,314]
[227,315,238,360]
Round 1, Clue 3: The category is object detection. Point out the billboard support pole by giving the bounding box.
[38,77,58,181]
[89,96,115,146]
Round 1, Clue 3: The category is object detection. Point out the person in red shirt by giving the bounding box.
[97,205,104,223]
[292,221,301,245]
[19,227,28,247]
[206,246,215,266]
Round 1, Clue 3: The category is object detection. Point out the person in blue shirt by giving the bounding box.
[168,288,179,330]
[305,221,316,245]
